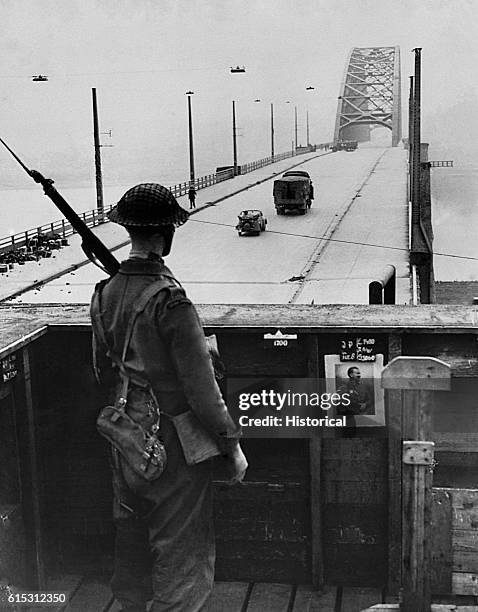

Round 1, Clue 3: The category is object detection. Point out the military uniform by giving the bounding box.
[90,184,241,612]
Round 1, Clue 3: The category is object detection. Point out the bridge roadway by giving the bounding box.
[9,144,409,305]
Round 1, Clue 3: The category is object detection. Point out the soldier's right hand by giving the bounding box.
[226,443,248,485]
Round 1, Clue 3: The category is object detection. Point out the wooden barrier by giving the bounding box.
[1,304,477,600]
[362,357,478,612]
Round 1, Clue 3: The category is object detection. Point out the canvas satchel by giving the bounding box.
[92,281,172,481]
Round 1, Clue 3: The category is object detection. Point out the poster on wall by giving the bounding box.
[324,354,385,427]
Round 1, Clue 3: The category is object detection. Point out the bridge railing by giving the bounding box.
[0,145,328,256]
[0,206,117,256]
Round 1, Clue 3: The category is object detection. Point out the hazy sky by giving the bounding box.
[0,0,477,189]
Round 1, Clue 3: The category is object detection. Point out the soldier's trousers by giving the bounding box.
[109,430,215,612]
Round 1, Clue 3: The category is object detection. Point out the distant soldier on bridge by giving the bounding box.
[188,185,197,209]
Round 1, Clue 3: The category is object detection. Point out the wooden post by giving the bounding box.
[22,348,46,590]
[382,357,451,612]
[92,88,104,216]
[307,335,323,588]
[387,334,403,596]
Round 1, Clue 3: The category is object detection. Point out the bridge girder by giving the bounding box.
[334,46,402,146]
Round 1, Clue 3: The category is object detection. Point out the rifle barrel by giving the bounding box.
[41,180,120,276]
[0,136,120,276]
[0,137,33,175]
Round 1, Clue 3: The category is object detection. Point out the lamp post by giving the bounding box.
[92,88,104,216]
[306,110,310,147]
[186,91,195,186]
[305,85,316,149]
[294,105,298,150]
[270,103,275,160]
[232,100,238,176]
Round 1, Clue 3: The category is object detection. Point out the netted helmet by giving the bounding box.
[108,183,189,227]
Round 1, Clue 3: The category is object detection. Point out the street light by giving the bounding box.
[270,103,274,160]
[232,100,238,176]
[186,91,195,186]
[306,86,317,148]
[92,88,104,215]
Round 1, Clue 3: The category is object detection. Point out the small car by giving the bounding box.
[236,209,267,235]
[282,170,311,179]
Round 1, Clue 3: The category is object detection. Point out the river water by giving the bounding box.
[431,166,478,281]
[0,182,159,237]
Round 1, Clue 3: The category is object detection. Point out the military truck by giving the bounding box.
[273,174,314,215]
[332,139,358,152]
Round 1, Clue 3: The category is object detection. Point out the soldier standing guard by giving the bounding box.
[90,183,247,612]
[188,186,197,209]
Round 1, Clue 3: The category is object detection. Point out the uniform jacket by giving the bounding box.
[90,256,240,455]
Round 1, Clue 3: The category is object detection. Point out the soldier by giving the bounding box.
[90,183,247,612]
[337,366,373,430]
[188,186,197,209]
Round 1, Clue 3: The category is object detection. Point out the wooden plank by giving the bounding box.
[325,479,388,504]
[4,305,478,362]
[47,575,83,611]
[401,389,434,609]
[203,582,249,612]
[322,459,387,481]
[108,598,154,610]
[383,357,451,612]
[22,347,46,590]
[323,439,386,463]
[454,550,478,573]
[292,584,337,611]
[360,607,399,611]
[363,607,478,612]
[341,587,382,611]
[308,335,323,589]
[13,575,83,612]
[247,583,292,612]
[445,488,478,510]
[433,488,478,507]
[452,510,478,531]
[431,489,453,594]
[435,434,478,453]
[452,572,478,596]
[381,356,452,390]
[454,530,478,553]
[64,580,113,611]
[108,601,152,612]
[310,437,323,588]
[387,334,402,597]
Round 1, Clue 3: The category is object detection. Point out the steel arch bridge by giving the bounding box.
[333,46,402,146]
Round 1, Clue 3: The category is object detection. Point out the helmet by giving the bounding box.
[108,183,189,227]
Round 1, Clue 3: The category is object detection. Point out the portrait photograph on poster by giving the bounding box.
[324,354,385,427]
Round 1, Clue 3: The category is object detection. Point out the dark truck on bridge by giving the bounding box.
[332,139,358,152]
[273,172,314,215]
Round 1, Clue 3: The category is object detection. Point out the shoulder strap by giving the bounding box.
[92,274,177,374]
[92,275,178,406]
[120,276,176,361]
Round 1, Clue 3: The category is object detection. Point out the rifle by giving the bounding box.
[0,137,120,276]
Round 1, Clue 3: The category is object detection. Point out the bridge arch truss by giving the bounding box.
[334,46,402,146]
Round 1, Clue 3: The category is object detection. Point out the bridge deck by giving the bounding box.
[5,145,410,306]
